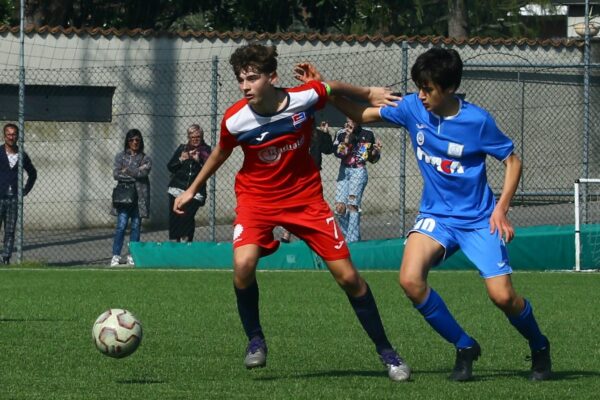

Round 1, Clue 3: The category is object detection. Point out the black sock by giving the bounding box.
[234,280,264,340]
[347,284,393,354]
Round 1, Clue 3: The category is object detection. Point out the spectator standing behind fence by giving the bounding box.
[110,129,152,267]
[333,117,382,242]
[0,123,37,265]
[309,120,334,170]
[167,124,211,242]
[281,120,333,243]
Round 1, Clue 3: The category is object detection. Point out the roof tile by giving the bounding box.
[0,24,585,48]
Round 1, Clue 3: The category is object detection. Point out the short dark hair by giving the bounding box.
[411,48,463,91]
[229,43,278,78]
[123,128,144,153]
[3,123,18,135]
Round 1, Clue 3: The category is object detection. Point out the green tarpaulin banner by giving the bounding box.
[131,225,596,271]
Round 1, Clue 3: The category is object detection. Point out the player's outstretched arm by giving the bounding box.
[490,153,522,242]
[328,80,400,107]
[173,145,232,214]
[330,95,383,124]
[294,62,400,106]
[293,62,399,124]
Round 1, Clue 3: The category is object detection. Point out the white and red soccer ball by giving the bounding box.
[92,308,142,358]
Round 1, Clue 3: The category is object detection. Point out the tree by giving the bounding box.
[25,0,75,27]
[2,0,558,39]
[448,0,468,39]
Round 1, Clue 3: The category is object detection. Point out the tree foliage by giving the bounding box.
[4,0,558,39]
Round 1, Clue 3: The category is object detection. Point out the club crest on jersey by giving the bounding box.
[447,142,464,158]
[416,131,425,146]
[258,146,281,163]
[291,112,307,127]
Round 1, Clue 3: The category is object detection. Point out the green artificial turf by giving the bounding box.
[0,269,598,399]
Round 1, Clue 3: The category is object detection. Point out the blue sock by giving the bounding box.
[507,299,548,351]
[347,284,393,354]
[234,280,264,340]
[415,288,475,349]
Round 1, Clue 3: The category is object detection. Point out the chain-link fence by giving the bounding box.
[0,40,597,266]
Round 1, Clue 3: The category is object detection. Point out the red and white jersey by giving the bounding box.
[219,80,329,208]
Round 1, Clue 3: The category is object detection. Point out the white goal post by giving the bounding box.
[574,178,600,271]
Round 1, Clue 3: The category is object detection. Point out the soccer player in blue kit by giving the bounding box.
[295,47,552,381]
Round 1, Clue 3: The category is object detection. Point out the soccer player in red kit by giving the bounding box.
[173,43,410,381]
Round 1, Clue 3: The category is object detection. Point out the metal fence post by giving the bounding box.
[519,72,526,204]
[16,0,26,264]
[582,0,591,223]
[400,41,409,236]
[209,55,219,242]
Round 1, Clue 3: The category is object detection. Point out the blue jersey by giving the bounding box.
[380,94,514,228]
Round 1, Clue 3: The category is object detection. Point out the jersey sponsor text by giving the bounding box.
[416,146,464,174]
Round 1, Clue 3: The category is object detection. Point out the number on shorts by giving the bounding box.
[414,217,436,232]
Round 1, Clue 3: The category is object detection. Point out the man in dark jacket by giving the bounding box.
[0,123,37,264]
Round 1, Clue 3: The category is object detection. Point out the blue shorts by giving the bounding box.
[408,214,512,279]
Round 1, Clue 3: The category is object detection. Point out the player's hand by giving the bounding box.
[173,190,194,215]
[294,62,323,82]
[368,87,402,107]
[489,207,515,243]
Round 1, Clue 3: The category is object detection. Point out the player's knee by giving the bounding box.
[335,203,346,215]
[233,255,257,286]
[488,291,517,312]
[335,269,361,292]
[399,275,426,302]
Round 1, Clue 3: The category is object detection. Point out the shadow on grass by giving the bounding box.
[418,368,600,381]
[474,369,600,381]
[0,317,77,322]
[254,370,388,381]
[546,370,600,380]
[116,379,166,385]
[259,368,600,382]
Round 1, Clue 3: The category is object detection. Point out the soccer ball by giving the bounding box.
[92,308,143,358]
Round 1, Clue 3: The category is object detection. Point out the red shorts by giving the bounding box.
[233,201,350,261]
